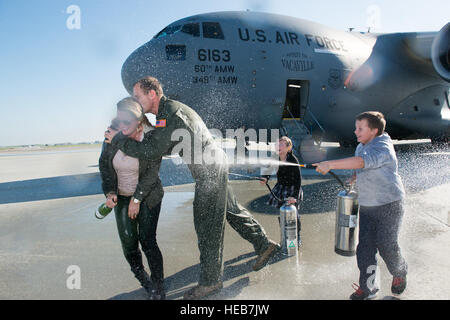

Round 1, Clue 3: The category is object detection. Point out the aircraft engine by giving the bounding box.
[431,22,450,82]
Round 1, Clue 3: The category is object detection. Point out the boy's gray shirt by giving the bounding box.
[355,133,405,206]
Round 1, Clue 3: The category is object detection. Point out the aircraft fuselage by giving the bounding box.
[121,11,450,143]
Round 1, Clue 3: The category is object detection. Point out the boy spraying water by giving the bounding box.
[313,111,408,300]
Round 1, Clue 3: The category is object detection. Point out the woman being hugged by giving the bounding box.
[99,97,165,300]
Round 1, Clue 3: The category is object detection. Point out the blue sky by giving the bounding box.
[0,0,449,146]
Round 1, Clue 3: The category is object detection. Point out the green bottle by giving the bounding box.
[95,203,113,219]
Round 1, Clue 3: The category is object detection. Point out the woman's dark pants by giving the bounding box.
[114,195,164,285]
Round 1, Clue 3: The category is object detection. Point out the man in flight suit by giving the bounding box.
[106,77,279,299]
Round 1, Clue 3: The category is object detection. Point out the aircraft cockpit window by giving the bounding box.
[202,22,224,39]
[181,23,200,37]
[154,25,182,39]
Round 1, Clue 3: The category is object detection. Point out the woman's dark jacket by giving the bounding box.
[99,133,164,209]
[266,151,302,201]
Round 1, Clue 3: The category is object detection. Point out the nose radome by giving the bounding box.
[121,40,165,95]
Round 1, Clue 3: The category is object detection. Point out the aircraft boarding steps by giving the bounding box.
[281,118,327,163]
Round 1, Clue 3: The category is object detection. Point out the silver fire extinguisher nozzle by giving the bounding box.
[279,200,298,256]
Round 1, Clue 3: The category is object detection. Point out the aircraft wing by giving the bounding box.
[401,23,450,81]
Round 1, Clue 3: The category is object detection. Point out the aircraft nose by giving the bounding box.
[121,39,165,95]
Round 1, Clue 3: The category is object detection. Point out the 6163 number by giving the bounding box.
[198,49,231,62]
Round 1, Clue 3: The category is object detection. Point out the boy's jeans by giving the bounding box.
[357,200,408,293]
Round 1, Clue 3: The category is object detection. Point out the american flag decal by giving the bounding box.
[155,119,166,128]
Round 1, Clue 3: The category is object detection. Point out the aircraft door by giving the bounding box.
[283,80,309,120]
[281,80,312,157]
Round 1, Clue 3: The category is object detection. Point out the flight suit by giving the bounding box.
[111,96,271,286]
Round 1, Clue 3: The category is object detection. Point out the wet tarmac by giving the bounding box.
[0,141,449,300]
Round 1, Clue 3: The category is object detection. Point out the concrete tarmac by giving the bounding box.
[0,141,449,300]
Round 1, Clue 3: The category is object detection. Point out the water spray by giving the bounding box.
[229,163,358,257]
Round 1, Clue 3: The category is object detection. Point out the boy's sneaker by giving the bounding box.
[349,283,378,300]
[391,276,407,295]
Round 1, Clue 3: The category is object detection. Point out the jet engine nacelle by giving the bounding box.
[431,22,450,82]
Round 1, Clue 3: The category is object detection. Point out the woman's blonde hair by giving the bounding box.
[279,136,293,151]
[116,97,151,127]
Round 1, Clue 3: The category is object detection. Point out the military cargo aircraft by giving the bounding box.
[121,11,449,146]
